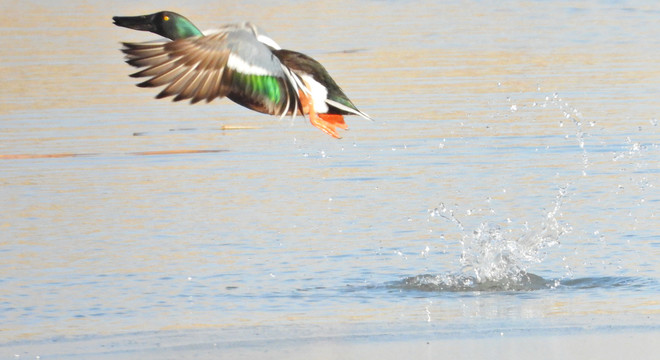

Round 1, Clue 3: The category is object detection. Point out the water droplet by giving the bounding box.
[510,104,518,112]
[421,245,430,257]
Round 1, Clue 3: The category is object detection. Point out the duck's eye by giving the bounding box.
[163,15,170,21]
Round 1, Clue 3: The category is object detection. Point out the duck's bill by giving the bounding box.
[113,14,157,32]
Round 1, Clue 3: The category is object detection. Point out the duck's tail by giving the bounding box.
[325,99,373,122]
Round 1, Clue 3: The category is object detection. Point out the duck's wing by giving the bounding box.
[120,24,302,117]
[273,49,372,121]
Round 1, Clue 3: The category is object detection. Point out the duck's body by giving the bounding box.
[113,11,371,138]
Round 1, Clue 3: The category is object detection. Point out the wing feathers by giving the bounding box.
[161,65,197,100]
[204,68,224,103]
[126,53,171,68]
[119,26,294,115]
[137,62,186,88]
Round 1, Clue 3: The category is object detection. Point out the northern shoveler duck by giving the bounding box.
[113,11,371,138]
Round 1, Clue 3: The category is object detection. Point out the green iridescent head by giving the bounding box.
[113,11,203,40]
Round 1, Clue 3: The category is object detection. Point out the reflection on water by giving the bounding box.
[1,0,659,352]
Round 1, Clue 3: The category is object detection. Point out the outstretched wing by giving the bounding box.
[120,24,301,117]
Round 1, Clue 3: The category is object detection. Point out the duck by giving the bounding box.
[112,11,372,138]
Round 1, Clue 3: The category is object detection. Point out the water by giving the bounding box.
[1,0,659,356]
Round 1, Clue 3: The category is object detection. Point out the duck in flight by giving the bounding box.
[112,11,372,138]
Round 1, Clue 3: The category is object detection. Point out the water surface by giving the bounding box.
[1,0,658,356]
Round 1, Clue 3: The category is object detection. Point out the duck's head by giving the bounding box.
[113,11,202,40]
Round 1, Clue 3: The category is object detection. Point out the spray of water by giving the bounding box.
[400,185,569,292]
[397,90,656,293]
[459,185,567,284]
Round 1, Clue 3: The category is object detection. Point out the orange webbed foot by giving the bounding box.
[310,114,347,138]
[318,114,348,130]
[310,113,342,139]
[298,87,346,139]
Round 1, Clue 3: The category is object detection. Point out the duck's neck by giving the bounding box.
[168,20,203,40]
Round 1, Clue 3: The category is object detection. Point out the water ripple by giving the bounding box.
[389,273,657,293]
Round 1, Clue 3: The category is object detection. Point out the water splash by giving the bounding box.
[400,92,595,292]
[403,186,570,292]
[459,186,568,284]
[398,272,551,292]
[394,89,656,293]
[391,273,654,293]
